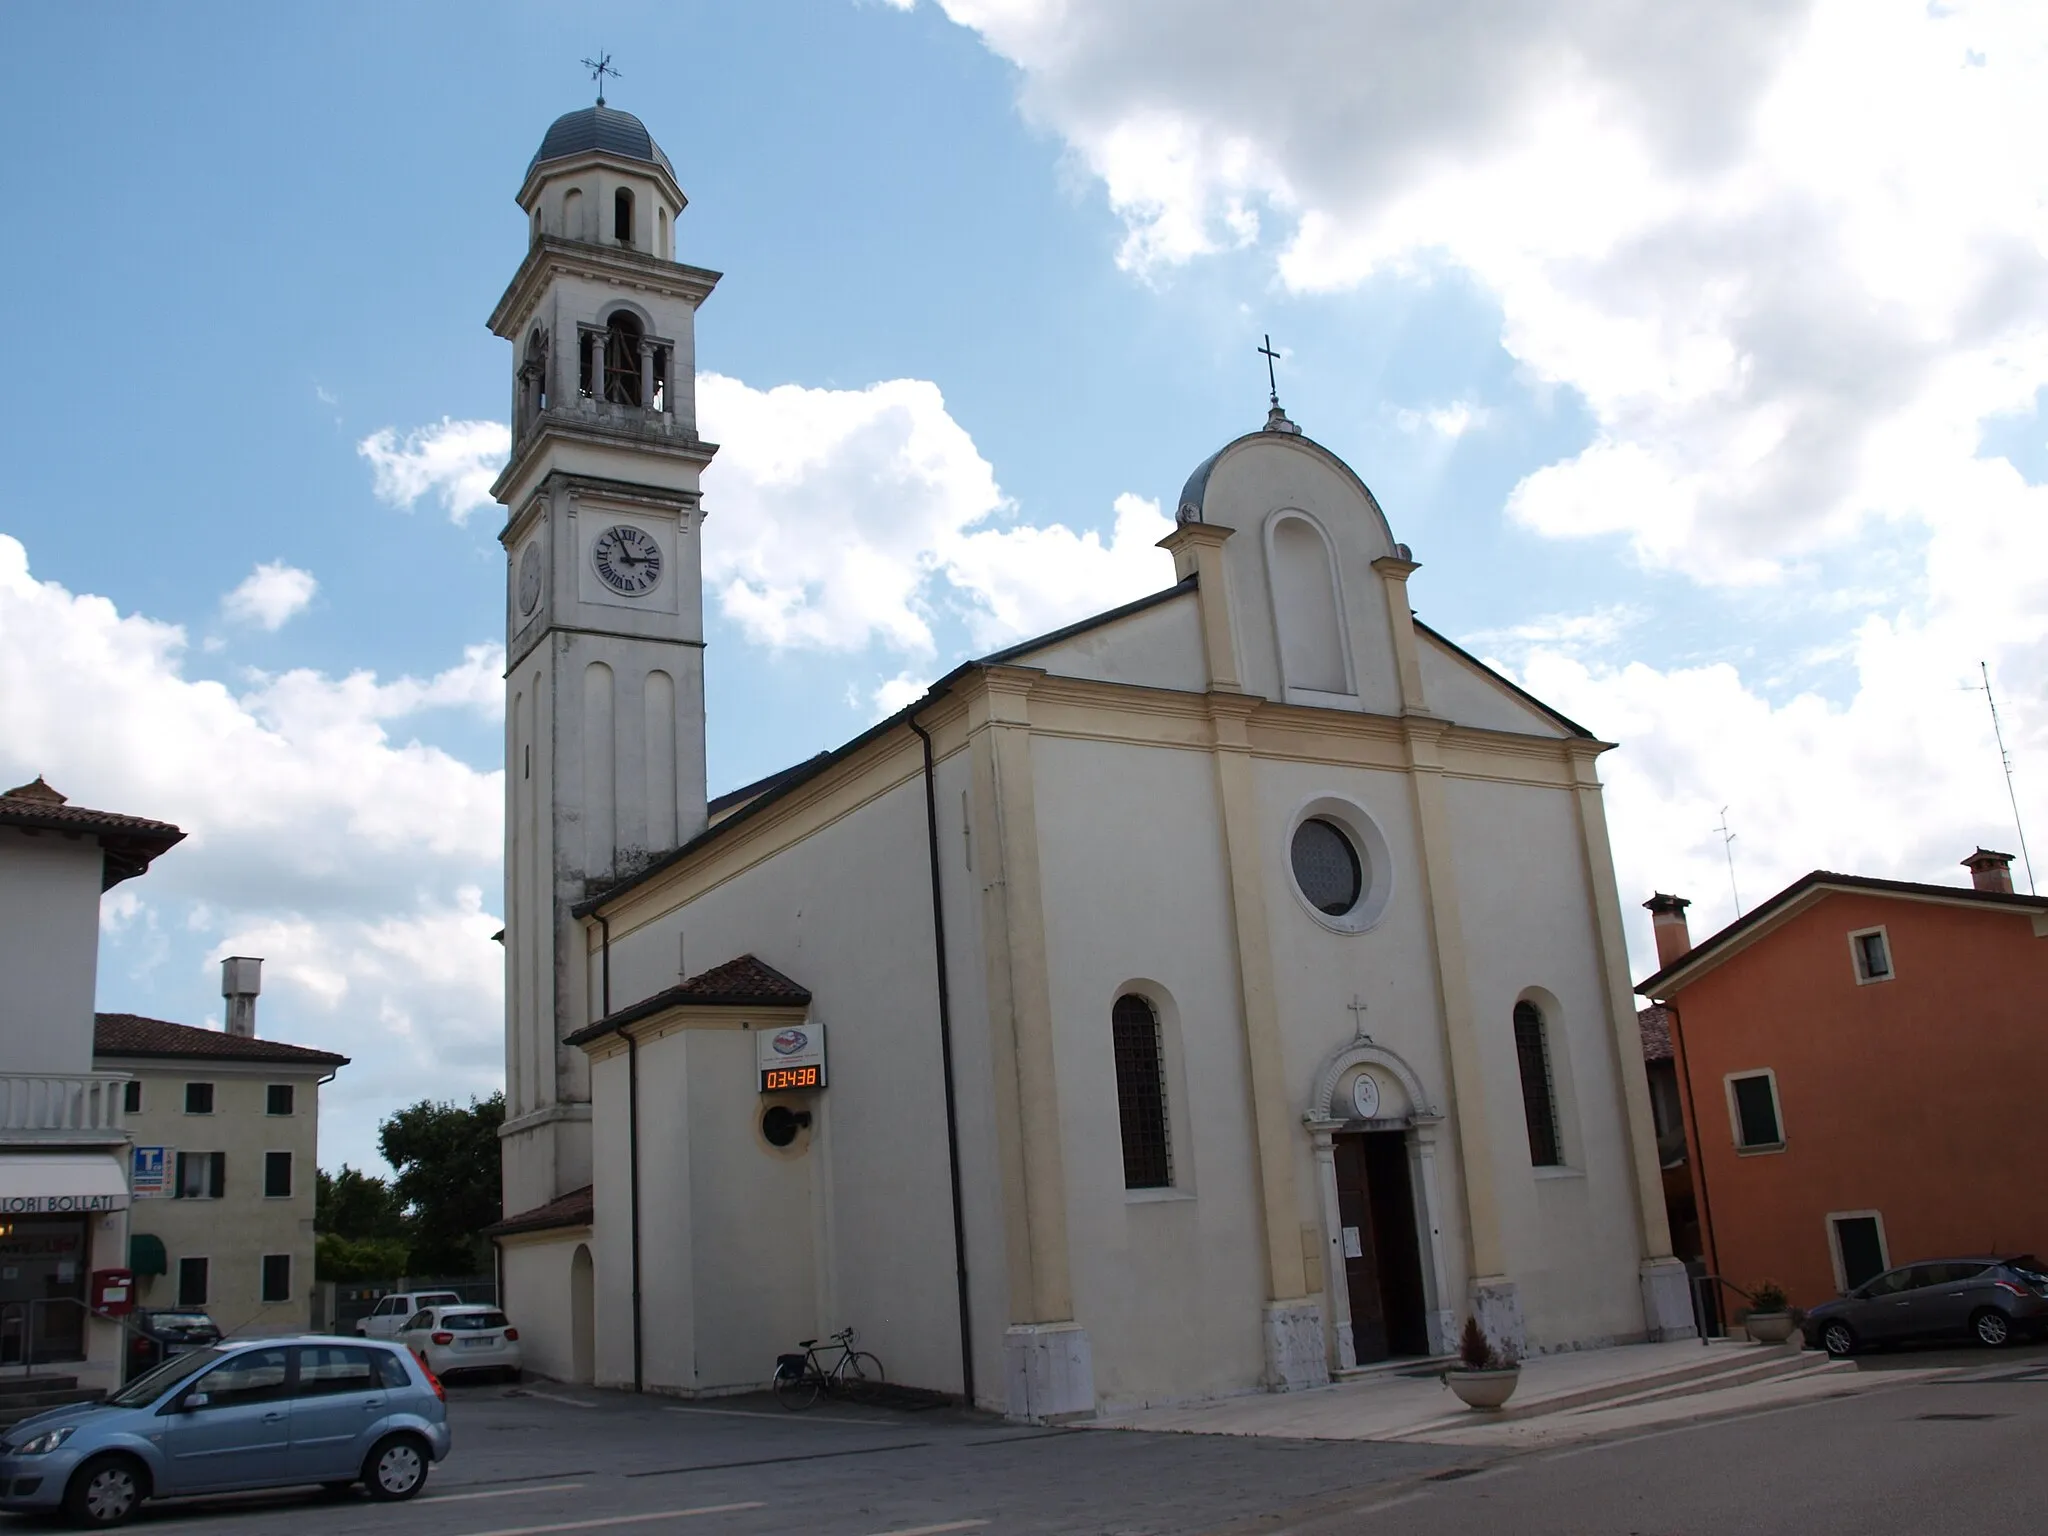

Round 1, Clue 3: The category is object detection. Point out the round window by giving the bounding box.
[1291,817,1362,916]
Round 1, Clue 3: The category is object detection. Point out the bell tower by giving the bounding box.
[491,99,721,1218]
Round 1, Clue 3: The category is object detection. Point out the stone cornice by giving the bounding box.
[490,413,719,506]
[488,236,722,338]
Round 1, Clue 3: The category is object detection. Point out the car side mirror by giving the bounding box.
[180,1392,210,1411]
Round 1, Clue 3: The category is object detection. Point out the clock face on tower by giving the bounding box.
[591,524,663,596]
[517,542,544,616]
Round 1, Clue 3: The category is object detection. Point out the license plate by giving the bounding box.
[461,1336,494,1347]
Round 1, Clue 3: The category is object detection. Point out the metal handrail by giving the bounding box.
[0,1297,153,1377]
[1689,1273,1770,1346]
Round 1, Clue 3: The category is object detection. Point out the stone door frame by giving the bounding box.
[1304,1040,1456,1367]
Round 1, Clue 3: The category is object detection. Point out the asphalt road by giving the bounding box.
[7,1343,2041,1536]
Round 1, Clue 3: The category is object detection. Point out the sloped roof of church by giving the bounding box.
[0,777,185,889]
[564,954,813,1047]
[529,105,675,178]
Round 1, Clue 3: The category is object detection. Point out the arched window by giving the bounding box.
[657,206,669,257]
[614,188,635,245]
[1111,994,1171,1189]
[602,311,644,406]
[1513,1001,1562,1167]
[519,327,550,429]
[563,187,584,240]
[1269,514,1348,694]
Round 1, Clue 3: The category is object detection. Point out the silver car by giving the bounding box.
[0,1335,450,1527]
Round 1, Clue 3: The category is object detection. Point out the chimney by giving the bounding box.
[1962,848,2015,895]
[221,956,262,1038]
[1644,893,1693,970]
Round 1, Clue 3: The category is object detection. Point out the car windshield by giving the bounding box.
[419,1293,460,1307]
[442,1310,509,1331]
[106,1346,225,1408]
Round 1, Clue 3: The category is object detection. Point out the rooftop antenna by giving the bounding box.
[1715,807,1742,916]
[1973,661,2037,894]
[582,51,621,107]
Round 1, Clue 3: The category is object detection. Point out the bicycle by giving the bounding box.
[772,1327,884,1410]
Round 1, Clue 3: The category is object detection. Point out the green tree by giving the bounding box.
[378,1093,506,1276]
[316,1164,409,1242]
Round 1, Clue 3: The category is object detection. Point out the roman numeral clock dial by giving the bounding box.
[592,523,664,596]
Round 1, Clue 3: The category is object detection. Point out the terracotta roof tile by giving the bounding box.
[1,781,185,889]
[484,1184,592,1238]
[564,954,811,1047]
[94,1013,350,1068]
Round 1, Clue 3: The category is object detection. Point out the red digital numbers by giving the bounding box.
[761,1066,820,1092]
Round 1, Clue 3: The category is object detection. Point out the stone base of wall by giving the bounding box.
[1262,1298,1330,1391]
[1003,1321,1095,1423]
[1639,1256,1698,1341]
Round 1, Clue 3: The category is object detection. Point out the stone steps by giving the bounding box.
[1488,1342,1820,1422]
[0,1374,104,1428]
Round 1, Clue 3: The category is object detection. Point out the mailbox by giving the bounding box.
[91,1267,136,1318]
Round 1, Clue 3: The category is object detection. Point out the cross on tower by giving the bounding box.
[1258,334,1282,409]
[582,52,622,106]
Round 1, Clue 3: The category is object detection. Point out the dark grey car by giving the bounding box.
[1801,1255,2048,1356]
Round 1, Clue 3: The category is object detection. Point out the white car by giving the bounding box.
[399,1304,523,1382]
[358,1290,463,1339]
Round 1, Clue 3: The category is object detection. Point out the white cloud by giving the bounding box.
[222,561,318,631]
[0,533,504,1168]
[869,672,930,718]
[928,0,2048,585]
[942,492,1176,649]
[1396,401,1490,440]
[358,418,511,525]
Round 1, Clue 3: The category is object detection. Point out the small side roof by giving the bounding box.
[1637,870,2048,999]
[0,778,184,889]
[484,1184,593,1239]
[563,954,812,1048]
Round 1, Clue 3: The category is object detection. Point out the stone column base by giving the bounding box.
[1640,1256,1697,1341]
[1423,1307,1458,1358]
[1470,1276,1524,1361]
[1003,1322,1095,1423]
[1263,1299,1330,1391]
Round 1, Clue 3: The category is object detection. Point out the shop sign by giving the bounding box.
[133,1146,168,1198]
[0,1193,129,1214]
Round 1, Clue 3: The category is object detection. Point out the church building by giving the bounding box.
[486,100,1694,1419]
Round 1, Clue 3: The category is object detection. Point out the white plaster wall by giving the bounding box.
[1031,735,1268,1408]
[1008,594,1208,694]
[596,754,993,1400]
[589,1048,646,1389]
[0,829,104,1075]
[499,1234,585,1383]
[1441,773,1647,1348]
[117,1063,324,1335]
[1415,633,1570,739]
[1194,436,1404,715]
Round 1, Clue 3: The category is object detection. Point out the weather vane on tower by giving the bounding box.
[582,52,621,107]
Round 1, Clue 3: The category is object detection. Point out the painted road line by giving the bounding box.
[862,1523,991,1536]
[458,1501,765,1536]
[420,1482,586,1505]
[518,1387,600,1408]
[627,1442,931,1478]
[664,1404,882,1426]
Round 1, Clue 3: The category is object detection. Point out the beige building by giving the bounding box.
[488,101,1694,1418]
[96,977,346,1337]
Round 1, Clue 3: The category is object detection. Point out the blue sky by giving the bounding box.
[3,1,2043,1173]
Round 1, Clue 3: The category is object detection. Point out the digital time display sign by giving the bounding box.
[757,1024,827,1093]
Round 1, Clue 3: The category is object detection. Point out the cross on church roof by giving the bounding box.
[581,51,622,107]
[1258,334,1282,410]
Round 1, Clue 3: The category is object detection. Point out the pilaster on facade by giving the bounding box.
[1158,522,1243,692]
[1369,554,1428,715]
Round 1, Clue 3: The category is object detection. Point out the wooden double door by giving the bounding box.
[1333,1130,1430,1362]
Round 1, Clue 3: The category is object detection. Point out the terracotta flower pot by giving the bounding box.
[1745,1311,1797,1344]
[1444,1366,1520,1409]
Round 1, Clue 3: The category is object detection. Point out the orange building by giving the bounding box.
[1635,851,2048,1318]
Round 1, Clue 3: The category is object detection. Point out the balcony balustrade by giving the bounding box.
[0,1073,130,1140]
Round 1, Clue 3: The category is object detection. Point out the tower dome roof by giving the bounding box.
[528,105,675,179]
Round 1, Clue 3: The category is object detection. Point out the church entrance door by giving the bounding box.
[1333,1131,1429,1362]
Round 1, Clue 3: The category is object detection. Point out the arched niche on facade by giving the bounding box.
[1308,1038,1436,1129]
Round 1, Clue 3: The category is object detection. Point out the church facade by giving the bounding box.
[488,103,1694,1418]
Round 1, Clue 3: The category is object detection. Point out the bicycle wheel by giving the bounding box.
[774,1362,820,1411]
[836,1351,885,1397]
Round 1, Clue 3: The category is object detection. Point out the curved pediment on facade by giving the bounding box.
[1309,1037,1439,1126]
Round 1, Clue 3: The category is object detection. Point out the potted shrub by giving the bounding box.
[1442,1316,1521,1409]
[1744,1281,1797,1344]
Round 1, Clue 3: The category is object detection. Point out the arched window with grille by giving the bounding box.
[1513,1000,1562,1167]
[1111,994,1172,1188]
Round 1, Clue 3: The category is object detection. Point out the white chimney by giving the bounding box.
[222,956,262,1038]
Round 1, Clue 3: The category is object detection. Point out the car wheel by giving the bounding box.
[363,1433,431,1502]
[1821,1320,1857,1357]
[63,1454,148,1529]
[1971,1308,2013,1348]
